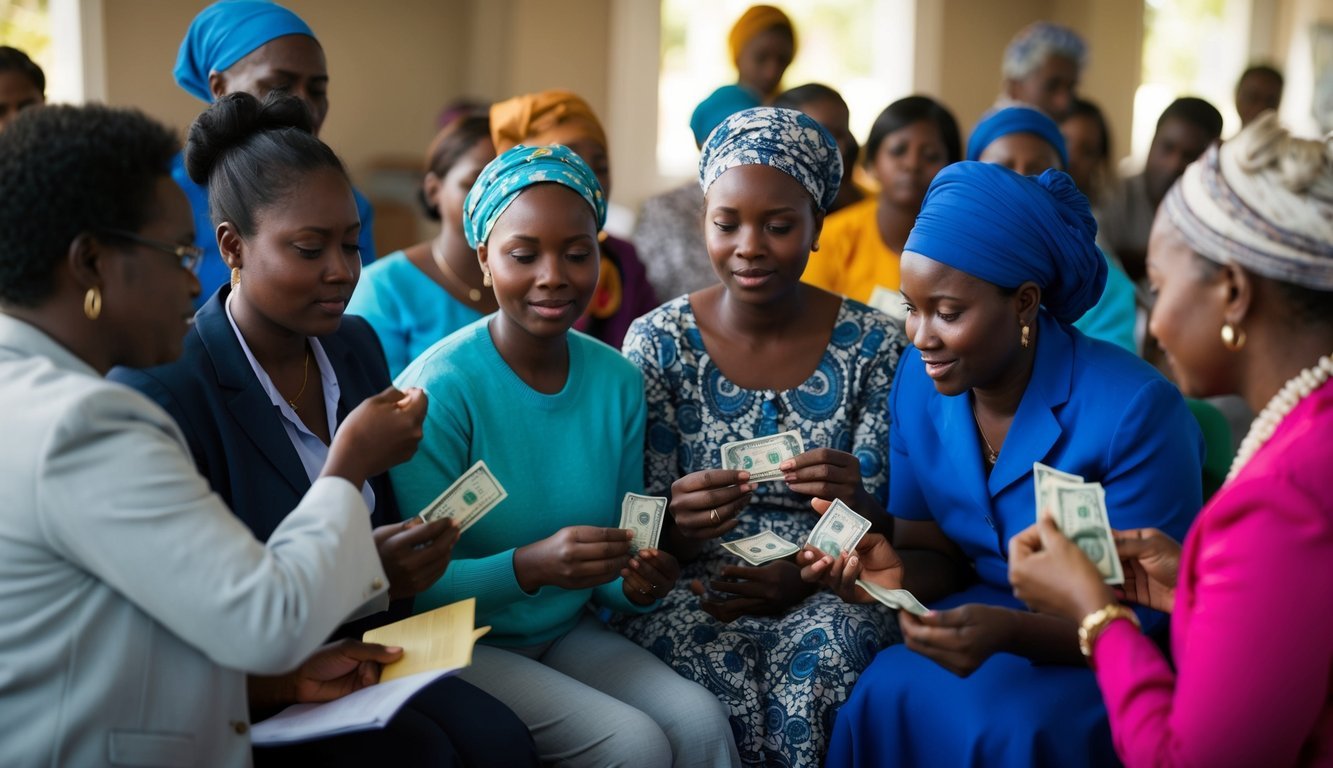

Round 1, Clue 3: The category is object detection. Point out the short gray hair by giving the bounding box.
[1002,22,1087,81]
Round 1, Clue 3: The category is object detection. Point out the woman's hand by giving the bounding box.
[513,526,632,593]
[373,516,459,600]
[250,639,404,709]
[324,387,428,488]
[779,448,867,506]
[622,547,681,606]
[691,560,816,622]
[899,604,1016,677]
[798,499,904,603]
[668,469,753,540]
[1114,528,1181,614]
[1008,516,1117,622]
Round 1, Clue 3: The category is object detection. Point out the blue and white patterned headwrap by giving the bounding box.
[1002,21,1087,80]
[463,144,607,249]
[699,106,843,211]
[174,1,315,103]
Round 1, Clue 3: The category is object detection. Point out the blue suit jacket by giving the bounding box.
[110,287,410,631]
[889,310,1203,604]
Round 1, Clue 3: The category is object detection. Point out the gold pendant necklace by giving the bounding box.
[286,349,310,413]
[431,238,483,303]
[972,400,999,466]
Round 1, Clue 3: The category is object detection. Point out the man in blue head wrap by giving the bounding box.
[172,0,375,306]
[807,160,1202,768]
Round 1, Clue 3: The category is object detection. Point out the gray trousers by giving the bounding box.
[457,613,741,768]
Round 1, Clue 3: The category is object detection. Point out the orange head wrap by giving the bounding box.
[489,89,607,155]
[728,5,796,67]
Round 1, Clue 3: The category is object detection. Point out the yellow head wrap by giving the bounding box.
[489,90,607,155]
[728,5,797,67]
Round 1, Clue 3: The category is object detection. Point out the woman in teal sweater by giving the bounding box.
[390,144,740,768]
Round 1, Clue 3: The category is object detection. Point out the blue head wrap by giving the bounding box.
[903,161,1106,324]
[463,144,607,249]
[967,105,1069,169]
[690,85,762,147]
[174,1,315,103]
[699,106,843,211]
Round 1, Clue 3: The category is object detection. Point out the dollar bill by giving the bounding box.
[855,579,930,617]
[720,530,801,565]
[804,498,871,559]
[720,431,806,483]
[1047,481,1125,585]
[619,492,667,552]
[417,460,507,533]
[1032,461,1082,518]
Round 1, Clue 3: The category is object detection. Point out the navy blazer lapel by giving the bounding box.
[195,290,311,496]
[987,312,1073,496]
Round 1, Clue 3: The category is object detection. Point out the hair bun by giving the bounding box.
[184,91,314,184]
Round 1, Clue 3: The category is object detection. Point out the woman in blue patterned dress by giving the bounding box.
[613,107,908,767]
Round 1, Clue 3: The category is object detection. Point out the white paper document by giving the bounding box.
[250,669,454,746]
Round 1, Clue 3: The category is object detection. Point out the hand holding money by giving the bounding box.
[620,493,667,553]
[1008,516,1119,623]
[776,447,870,508]
[804,499,872,560]
[373,516,459,600]
[622,547,680,606]
[1032,462,1124,585]
[418,460,507,532]
[692,561,814,623]
[799,499,904,604]
[513,526,633,593]
[720,431,806,482]
[668,469,753,540]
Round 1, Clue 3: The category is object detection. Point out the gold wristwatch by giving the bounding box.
[1078,603,1141,660]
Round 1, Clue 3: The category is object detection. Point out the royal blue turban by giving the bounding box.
[690,85,762,147]
[903,161,1106,324]
[463,144,607,249]
[967,105,1069,170]
[174,1,314,103]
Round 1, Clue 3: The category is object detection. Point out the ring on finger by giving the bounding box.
[710,508,720,523]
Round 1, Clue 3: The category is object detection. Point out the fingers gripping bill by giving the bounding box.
[418,460,507,532]
[1033,462,1124,585]
[620,493,667,552]
[720,430,806,482]
[804,498,871,559]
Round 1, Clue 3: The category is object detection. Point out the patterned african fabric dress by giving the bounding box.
[612,295,907,767]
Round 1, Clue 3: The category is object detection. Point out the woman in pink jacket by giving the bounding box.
[1009,113,1333,766]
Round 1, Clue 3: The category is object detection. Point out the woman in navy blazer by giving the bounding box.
[802,163,1203,767]
[112,92,536,768]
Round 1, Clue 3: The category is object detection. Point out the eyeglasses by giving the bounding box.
[99,229,204,274]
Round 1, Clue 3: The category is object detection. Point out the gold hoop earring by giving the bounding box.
[230,266,241,290]
[1221,322,1246,351]
[1021,324,1031,349]
[482,270,493,288]
[83,286,102,320]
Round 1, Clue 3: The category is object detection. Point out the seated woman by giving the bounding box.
[801,96,960,320]
[803,161,1203,767]
[1009,114,1333,766]
[348,113,496,377]
[969,105,1138,353]
[614,107,909,766]
[489,89,658,350]
[109,92,535,768]
[0,102,421,766]
[391,144,740,767]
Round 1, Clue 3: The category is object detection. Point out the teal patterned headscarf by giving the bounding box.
[699,106,843,211]
[463,144,607,248]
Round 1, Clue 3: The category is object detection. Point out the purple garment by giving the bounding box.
[577,234,659,351]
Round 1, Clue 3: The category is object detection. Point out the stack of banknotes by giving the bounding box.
[1033,462,1124,584]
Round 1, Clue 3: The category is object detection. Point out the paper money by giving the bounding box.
[1032,461,1082,518]
[417,460,507,532]
[1045,480,1125,585]
[720,530,801,565]
[855,579,930,617]
[720,431,806,482]
[619,493,667,552]
[804,498,871,559]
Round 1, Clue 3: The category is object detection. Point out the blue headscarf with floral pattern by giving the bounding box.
[463,144,607,249]
[699,106,843,211]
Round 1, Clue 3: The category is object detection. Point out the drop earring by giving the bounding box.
[83,286,102,320]
[1021,324,1031,349]
[482,270,492,288]
[1220,322,1246,351]
[230,266,241,290]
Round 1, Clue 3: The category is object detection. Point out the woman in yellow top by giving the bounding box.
[802,96,960,318]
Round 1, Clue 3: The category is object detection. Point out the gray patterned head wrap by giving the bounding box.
[699,106,843,211]
[1163,112,1333,290]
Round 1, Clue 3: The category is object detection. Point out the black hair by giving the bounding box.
[1238,64,1284,90]
[419,112,491,220]
[0,104,177,308]
[185,91,348,237]
[1063,97,1111,161]
[0,46,45,93]
[1156,97,1223,141]
[772,83,843,112]
[864,95,962,168]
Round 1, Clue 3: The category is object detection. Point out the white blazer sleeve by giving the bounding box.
[37,386,388,675]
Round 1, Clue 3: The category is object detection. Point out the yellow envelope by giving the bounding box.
[362,597,491,683]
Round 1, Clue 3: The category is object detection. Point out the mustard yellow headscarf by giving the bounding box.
[728,5,797,67]
[489,90,607,155]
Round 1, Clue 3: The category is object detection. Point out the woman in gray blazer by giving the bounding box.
[0,104,427,766]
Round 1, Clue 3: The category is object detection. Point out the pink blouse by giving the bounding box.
[1094,383,1333,766]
